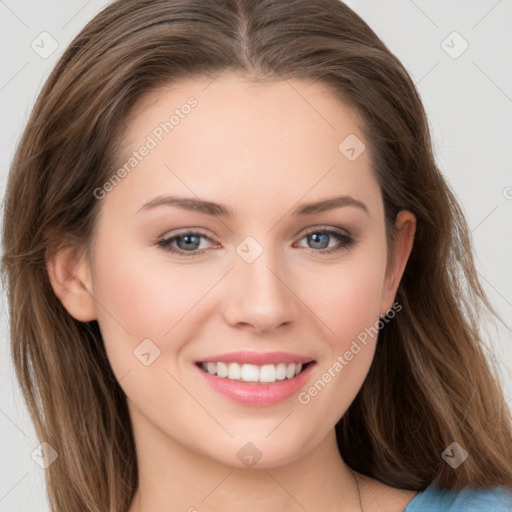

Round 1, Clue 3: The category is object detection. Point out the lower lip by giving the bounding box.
[194,362,316,406]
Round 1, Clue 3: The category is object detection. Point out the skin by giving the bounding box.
[47,72,417,512]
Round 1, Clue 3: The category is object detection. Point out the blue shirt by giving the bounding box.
[404,483,512,511]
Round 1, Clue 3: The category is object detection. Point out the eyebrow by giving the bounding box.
[136,194,369,217]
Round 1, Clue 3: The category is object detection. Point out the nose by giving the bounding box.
[223,245,300,333]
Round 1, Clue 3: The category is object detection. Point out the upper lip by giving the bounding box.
[195,351,315,366]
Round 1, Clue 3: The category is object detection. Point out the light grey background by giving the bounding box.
[1,1,511,510]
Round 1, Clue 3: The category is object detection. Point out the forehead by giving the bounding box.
[126,72,363,147]
[104,72,381,220]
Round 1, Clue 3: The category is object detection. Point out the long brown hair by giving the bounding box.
[2,0,511,510]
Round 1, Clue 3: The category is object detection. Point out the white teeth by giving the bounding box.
[259,364,276,383]
[276,363,287,380]
[216,362,228,378]
[227,362,241,380]
[241,364,259,382]
[200,361,307,383]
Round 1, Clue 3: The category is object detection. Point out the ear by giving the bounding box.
[46,243,97,322]
[379,210,416,316]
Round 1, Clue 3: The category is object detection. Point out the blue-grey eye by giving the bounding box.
[157,231,211,256]
[175,233,201,251]
[307,232,330,249]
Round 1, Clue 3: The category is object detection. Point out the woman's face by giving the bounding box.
[62,73,414,468]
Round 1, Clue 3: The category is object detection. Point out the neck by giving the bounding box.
[128,417,362,512]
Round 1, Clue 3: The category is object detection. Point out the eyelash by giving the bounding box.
[157,227,356,258]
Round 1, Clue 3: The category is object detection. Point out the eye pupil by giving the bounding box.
[177,234,200,250]
[308,233,329,249]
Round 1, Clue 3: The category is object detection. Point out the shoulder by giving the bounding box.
[404,483,512,512]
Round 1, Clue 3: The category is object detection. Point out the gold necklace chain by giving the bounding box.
[351,467,364,512]
[352,469,410,512]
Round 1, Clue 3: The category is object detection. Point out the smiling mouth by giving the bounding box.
[195,360,315,384]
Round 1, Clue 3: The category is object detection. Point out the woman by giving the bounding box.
[2,0,512,511]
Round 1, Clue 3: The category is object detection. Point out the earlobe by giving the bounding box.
[381,210,416,313]
[46,243,97,322]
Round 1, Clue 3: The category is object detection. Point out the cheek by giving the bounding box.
[89,238,213,372]
[293,258,386,425]
[296,250,387,346]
